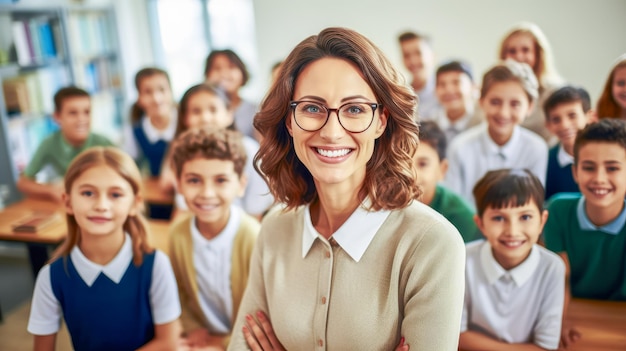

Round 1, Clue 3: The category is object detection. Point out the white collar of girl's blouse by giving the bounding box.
[70,233,133,287]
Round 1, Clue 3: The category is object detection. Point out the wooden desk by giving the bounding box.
[0,198,172,253]
[566,298,626,350]
[142,177,174,205]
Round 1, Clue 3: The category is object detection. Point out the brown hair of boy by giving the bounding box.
[543,85,591,118]
[473,169,545,217]
[255,27,420,211]
[480,60,538,104]
[418,120,447,161]
[130,67,172,125]
[573,119,626,165]
[52,147,152,266]
[53,86,90,113]
[170,127,247,179]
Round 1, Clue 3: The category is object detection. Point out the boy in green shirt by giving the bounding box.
[545,119,626,347]
[415,121,481,242]
[17,86,113,202]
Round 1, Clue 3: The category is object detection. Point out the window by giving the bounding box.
[147,0,259,101]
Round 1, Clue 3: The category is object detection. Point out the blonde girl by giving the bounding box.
[597,54,626,119]
[498,22,564,142]
[28,147,181,351]
[124,67,178,177]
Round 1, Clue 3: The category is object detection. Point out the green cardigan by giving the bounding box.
[168,211,260,347]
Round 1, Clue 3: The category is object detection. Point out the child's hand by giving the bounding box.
[242,311,286,351]
[559,323,581,349]
[186,328,212,347]
[50,183,65,203]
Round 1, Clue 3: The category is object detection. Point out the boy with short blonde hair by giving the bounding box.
[461,169,565,350]
[168,127,260,349]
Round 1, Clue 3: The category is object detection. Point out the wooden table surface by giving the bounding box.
[142,177,174,205]
[0,198,172,253]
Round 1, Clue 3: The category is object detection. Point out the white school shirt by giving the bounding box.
[557,144,574,167]
[424,104,477,146]
[27,234,181,335]
[414,77,441,121]
[462,240,565,350]
[445,123,548,206]
[190,206,240,333]
[122,109,178,159]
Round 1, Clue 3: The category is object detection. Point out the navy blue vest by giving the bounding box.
[50,252,156,351]
[133,124,168,176]
[545,145,579,200]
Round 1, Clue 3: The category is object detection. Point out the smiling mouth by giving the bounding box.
[500,240,525,248]
[88,217,111,223]
[195,203,219,211]
[315,148,352,158]
[589,188,612,196]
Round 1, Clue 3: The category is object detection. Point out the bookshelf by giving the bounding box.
[0,4,125,205]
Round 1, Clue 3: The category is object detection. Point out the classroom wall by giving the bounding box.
[252,0,626,104]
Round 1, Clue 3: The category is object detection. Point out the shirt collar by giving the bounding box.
[557,144,574,168]
[301,200,391,262]
[190,205,240,249]
[576,197,626,235]
[70,233,133,287]
[141,109,177,143]
[436,104,475,132]
[482,124,521,160]
[479,240,540,287]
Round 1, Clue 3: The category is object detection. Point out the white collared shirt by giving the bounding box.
[445,123,548,206]
[424,104,476,146]
[557,144,574,168]
[462,240,565,349]
[302,201,391,262]
[190,206,240,333]
[122,109,178,159]
[28,234,181,335]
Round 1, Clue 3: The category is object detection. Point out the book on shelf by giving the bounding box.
[1,66,70,115]
[10,16,61,66]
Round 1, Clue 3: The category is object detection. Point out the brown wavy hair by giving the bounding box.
[170,127,247,179]
[254,27,420,211]
[498,22,562,92]
[50,147,153,266]
[597,54,626,119]
[174,83,233,138]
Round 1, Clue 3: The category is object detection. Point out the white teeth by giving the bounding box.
[197,204,218,210]
[317,148,350,158]
[502,240,523,248]
[592,189,610,195]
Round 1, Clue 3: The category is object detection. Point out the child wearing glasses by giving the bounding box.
[227,27,465,351]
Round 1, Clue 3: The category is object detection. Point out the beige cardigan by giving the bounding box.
[228,201,466,350]
[168,211,260,347]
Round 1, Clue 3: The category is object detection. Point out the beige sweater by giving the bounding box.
[169,212,260,347]
[228,201,465,350]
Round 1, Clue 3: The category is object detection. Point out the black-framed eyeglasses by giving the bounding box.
[289,100,381,133]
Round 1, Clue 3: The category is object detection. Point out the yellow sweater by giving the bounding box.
[168,211,260,347]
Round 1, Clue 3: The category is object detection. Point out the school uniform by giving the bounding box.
[228,200,465,350]
[23,131,113,182]
[545,144,578,200]
[545,193,626,300]
[28,234,181,351]
[445,123,548,206]
[422,103,483,147]
[430,184,482,243]
[123,110,177,176]
[233,100,258,140]
[414,77,441,121]
[169,206,260,346]
[462,240,565,349]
